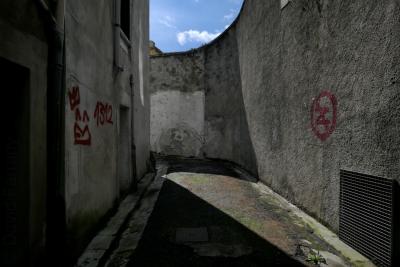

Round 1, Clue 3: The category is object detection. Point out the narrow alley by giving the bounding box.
[1,0,400,266]
[77,157,368,267]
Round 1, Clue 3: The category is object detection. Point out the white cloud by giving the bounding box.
[159,15,176,29]
[224,14,234,20]
[177,30,221,46]
[224,9,236,20]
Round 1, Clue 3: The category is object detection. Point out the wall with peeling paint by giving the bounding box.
[150,0,400,234]
[65,0,150,257]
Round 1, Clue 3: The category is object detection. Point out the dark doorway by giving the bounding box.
[0,57,30,267]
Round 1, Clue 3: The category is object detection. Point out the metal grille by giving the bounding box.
[339,170,396,267]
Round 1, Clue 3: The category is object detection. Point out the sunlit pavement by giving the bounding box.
[80,157,353,267]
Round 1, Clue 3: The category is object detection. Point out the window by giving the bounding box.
[121,0,130,39]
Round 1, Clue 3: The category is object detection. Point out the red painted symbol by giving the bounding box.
[74,123,91,146]
[68,86,92,146]
[94,102,113,126]
[68,86,80,111]
[75,108,90,123]
[311,91,337,141]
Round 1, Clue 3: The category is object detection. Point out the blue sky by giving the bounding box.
[150,0,244,53]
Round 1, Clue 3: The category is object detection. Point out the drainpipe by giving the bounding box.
[130,73,137,191]
[36,0,66,264]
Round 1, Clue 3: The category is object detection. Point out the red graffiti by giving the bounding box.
[311,91,337,141]
[69,86,92,146]
[68,86,114,145]
[75,108,81,121]
[68,86,80,111]
[75,108,90,123]
[94,102,113,126]
[74,123,91,145]
[83,110,90,122]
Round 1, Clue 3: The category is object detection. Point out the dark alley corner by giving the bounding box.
[1,0,400,267]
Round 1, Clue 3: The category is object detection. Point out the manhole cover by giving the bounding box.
[175,227,209,243]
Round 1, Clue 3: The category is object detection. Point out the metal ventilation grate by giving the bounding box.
[339,170,396,267]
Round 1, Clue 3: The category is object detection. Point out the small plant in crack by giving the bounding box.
[306,250,326,266]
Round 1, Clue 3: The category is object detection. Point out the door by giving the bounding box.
[0,57,29,267]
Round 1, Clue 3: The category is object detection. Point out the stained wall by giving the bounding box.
[150,28,257,174]
[150,0,400,231]
[64,0,150,255]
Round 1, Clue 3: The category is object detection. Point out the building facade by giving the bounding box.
[0,0,150,266]
[63,0,150,259]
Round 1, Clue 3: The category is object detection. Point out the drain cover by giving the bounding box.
[175,227,209,243]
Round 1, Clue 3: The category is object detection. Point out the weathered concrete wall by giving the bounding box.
[150,30,257,174]
[0,1,48,265]
[236,0,400,231]
[65,0,149,255]
[203,27,257,173]
[150,53,205,157]
[65,0,117,253]
[132,0,151,179]
[150,0,400,232]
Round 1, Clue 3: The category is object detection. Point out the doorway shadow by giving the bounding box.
[128,179,305,266]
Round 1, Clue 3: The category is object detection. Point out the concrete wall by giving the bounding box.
[150,52,205,157]
[0,0,48,265]
[150,28,257,174]
[150,0,400,231]
[131,0,150,179]
[64,0,149,254]
[203,27,257,173]
[236,0,400,231]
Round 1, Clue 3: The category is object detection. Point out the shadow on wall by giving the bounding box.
[203,29,258,176]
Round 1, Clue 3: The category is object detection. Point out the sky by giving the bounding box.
[150,0,244,53]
